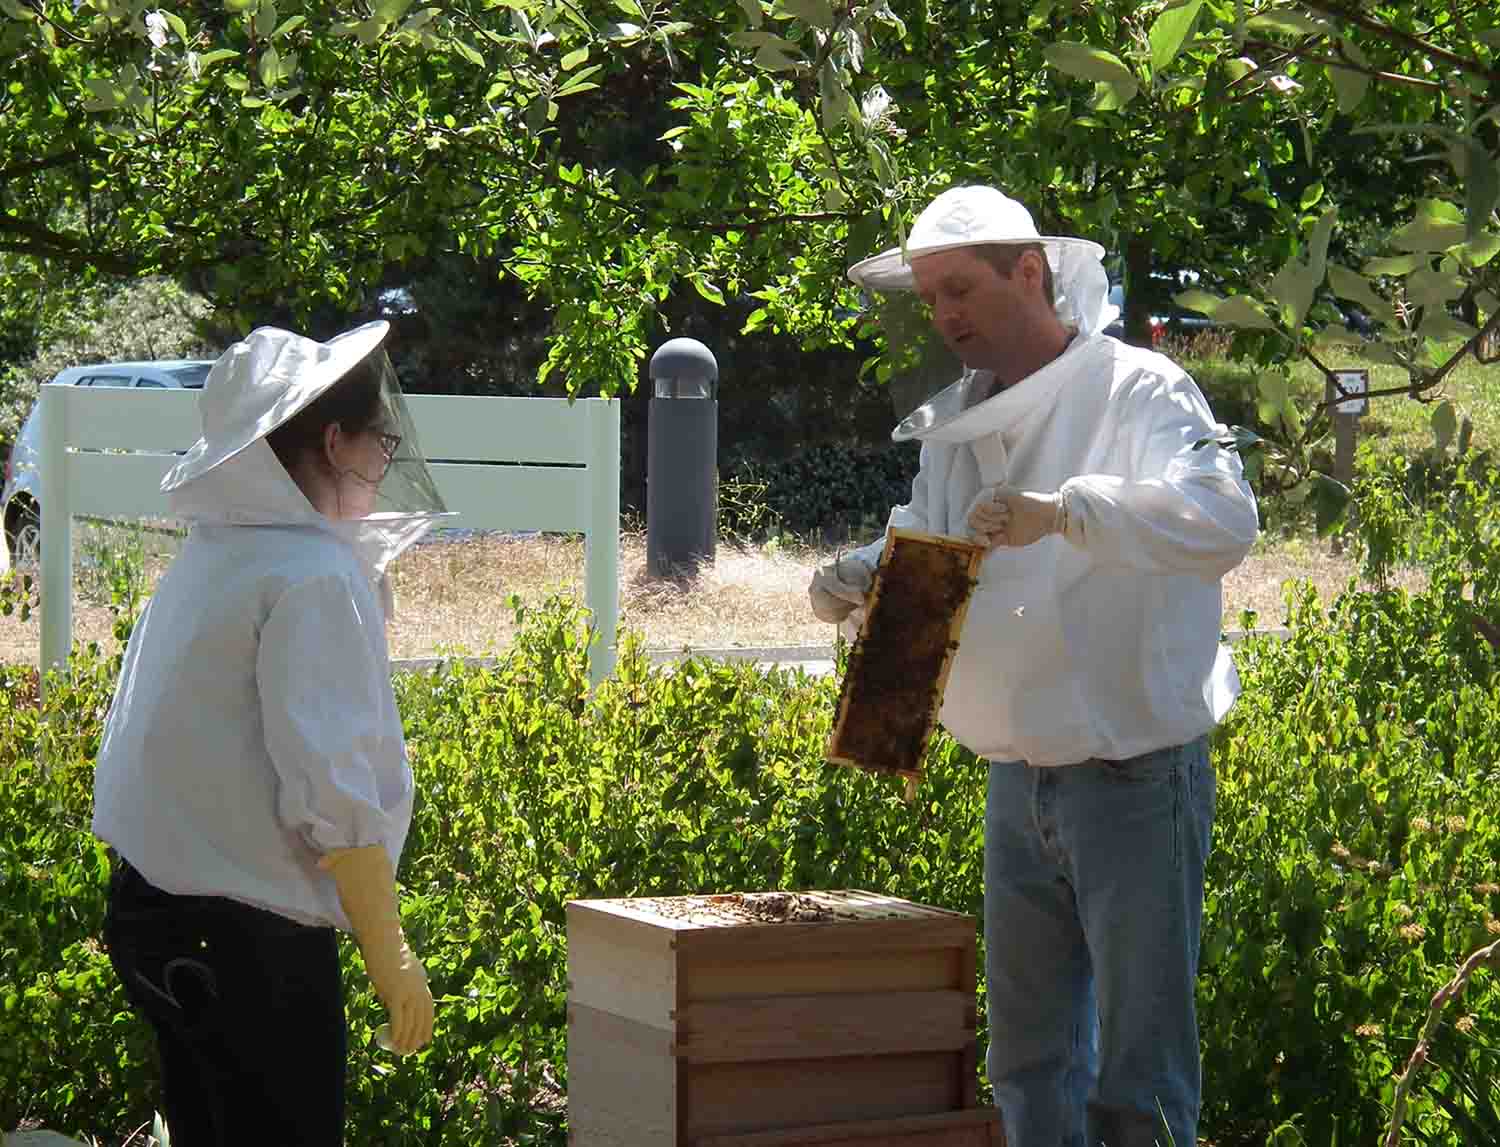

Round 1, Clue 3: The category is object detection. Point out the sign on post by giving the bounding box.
[1326,368,1369,485]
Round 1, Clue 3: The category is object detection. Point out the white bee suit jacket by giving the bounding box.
[92,439,418,930]
[851,333,1259,767]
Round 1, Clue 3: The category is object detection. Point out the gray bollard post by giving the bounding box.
[647,338,718,577]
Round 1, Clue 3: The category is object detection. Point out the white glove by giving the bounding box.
[808,556,875,623]
[966,486,1066,549]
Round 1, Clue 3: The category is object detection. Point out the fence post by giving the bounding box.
[38,384,73,688]
[586,398,621,685]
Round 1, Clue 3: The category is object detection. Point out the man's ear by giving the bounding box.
[322,422,342,469]
[1017,248,1047,288]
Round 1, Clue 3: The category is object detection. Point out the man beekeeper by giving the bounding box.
[808,185,1259,1147]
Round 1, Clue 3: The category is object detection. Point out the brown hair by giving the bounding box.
[974,242,1055,306]
[266,352,385,475]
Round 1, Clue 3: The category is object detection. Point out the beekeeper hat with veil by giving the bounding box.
[847,185,1119,441]
[160,320,453,574]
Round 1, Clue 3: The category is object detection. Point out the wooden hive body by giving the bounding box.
[567,890,1003,1146]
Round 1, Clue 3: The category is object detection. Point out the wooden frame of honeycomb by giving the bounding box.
[826,529,985,782]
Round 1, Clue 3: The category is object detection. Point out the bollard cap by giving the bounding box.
[650,338,718,399]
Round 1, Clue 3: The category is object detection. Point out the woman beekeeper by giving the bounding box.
[93,321,451,1144]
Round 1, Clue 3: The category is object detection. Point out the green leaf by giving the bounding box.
[273,14,305,37]
[1361,254,1423,276]
[164,11,188,42]
[1148,0,1202,76]
[524,94,548,134]
[1328,265,1389,317]
[1217,294,1279,330]
[658,125,691,141]
[1431,400,1457,454]
[693,278,726,305]
[1299,182,1324,211]
[1465,145,1500,243]
[1391,200,1469,252]
[1269,207,1336,328]
[1310,474,1351,537]
[1453,232,1500,269]
[258,45,280,87]
[353,18,385,45]
[1247,12,1332,36]
[1329,39,1369,112]
[777,0,833,29]
[737,0,763,28]
[196,48,240,69]
[1415,312,1479,342]
[1043,42,1139,104]
[561,45,589,70]
[376,0,413,22]
[819,60,846,133]
[1175,289,1224,317]
[754,41,801,70]
[1405,268,1466,308]
[1090,81,1125,112]
[401,8,438,31]
[253,0,277,39]
[452,38,485,65]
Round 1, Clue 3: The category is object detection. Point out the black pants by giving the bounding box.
[104,858,346,1146]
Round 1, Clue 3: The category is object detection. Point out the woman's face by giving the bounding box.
[323,421,399,519]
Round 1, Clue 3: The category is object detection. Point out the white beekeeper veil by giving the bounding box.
[161,320,453,570]
[848,185,1118,337]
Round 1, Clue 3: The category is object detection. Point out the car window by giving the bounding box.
[167,364,212,388]
[81,374,132,388]
[136,379,167,388]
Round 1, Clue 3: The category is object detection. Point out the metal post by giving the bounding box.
[647,338,718,577]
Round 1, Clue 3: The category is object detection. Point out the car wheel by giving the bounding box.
[7,502,40,570]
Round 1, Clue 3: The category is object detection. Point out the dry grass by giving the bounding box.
[0,529,1426,668]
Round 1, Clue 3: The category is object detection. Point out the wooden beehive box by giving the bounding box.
[567,890,1001,1147]
[827,530,985,782]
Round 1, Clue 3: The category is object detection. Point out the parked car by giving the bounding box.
[1101,272,1222,344]
[2,359,214,569]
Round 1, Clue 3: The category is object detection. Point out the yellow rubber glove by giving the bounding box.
[319,845,434,1056]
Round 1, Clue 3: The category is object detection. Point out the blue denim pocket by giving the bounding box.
[1097,742,1182,784]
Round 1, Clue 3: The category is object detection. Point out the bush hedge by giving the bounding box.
[4,466,1500,1142]
[720,440,921,539]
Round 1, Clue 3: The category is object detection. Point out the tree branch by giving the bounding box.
[0,229,142,276]
[1243,38,1444,91]
[697,210,851,234]
[1383,938,1500,1147]
[0,148,94,184]
[1299,0,1500,87]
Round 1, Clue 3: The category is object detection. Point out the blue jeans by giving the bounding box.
[984,737,1215,1147]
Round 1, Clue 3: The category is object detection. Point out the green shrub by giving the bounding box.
[719,441,921,539]
[4,564,1499,1144]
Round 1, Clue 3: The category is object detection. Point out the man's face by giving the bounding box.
[910,246,1046,375]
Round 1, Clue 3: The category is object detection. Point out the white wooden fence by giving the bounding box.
[37,384,621,687]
